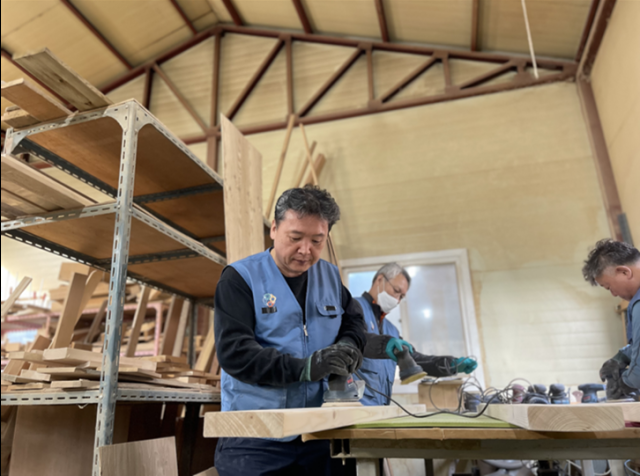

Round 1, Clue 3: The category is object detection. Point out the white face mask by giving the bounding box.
[377,290,399,314]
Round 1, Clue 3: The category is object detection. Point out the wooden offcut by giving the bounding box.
[50,272,87,348]
[84,299,107,344]
[125,286,151,357]
[99,437,178,476]
[1,276,32,320]
[0,78,71,121]
[13,48,112,111]
[484,403,625,432]
[160,296,185,355]
[2,335,50,376]
[1,154,93,210]
[203,404,426,439]
[171,300,191,358]
[43,347,157,371]
[220,115,264,264]
[1,108,39,128]
[194,323,215,372]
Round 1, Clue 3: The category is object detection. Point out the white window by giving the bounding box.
[342,249,485,387]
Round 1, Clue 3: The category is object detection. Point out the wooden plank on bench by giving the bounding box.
[204,404,426,439]
[13,48,112,111]
[484,403,625,432]
[0,78,71,121]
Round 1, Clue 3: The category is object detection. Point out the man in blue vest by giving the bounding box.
[213,185,367,476]
[582,239,640,399]
[356,263,478,406]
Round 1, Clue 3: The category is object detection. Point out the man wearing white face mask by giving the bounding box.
[355,263,478,405]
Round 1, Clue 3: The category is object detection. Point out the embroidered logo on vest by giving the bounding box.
[261,293,277,314]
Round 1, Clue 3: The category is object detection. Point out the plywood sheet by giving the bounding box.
[1,79,71,121]
[25,212,187,259]
[220,115,263,264]
[14,48,112,111]
[204,404,426,438]
[29,119,218,196]
[129,256,223,298]
[99,437,178,476]
[485,404,625,432]
[145,190,225,239]
[1,109,39,129]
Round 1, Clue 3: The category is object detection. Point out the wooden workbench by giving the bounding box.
[302,414,640,475]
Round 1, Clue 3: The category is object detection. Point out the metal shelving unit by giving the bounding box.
[1,99,230,475]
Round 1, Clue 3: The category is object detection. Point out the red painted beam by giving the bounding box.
[374,0,390,42]
[60,0,133,70]
[471,0,480,51]
[221,0,243,26]
[292,0,313,34]
[169,0,198,36]
[575,0,601,62]
[578,0,616,76]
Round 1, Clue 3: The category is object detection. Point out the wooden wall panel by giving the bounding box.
[304,0,380,38]
[591,0,640,243]
[372,51,430,99]
[311,56,369,116]
[234,0,302,30]
[105,74,145,105]
[247,82,619,387]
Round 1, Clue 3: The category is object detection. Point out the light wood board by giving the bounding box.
[203,404,426,439]
[484,403,625,432]
[43,347,157,371]
[160,296,184,355]
[1,154,93,209]
[3,335,51,376]
[99,437,178,476]
[0,78,71,121]
[125,286,151,357]
[171,300,191,357]
[84,299,108,344]
[194,323,215,372]
[13,48,112,111]
[1,276,32,319]
[1,108,39,128]
[50,272,87,348]
[220,114,264,264]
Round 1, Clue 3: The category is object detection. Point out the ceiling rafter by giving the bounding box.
[226,38,286,120]
[221,0,243,26]
[168,0,198,36]
[471,0,480,51]
[578,0,616,76]
[374,0,390,42]
[59,0,133,70]
[292,0,313,34]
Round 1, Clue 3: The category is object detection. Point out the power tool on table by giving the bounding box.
[548,384,570,404]
[579,383,605,403]
[395,345,427,384]
[322,373,365,406]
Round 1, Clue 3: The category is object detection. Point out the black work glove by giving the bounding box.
[604,372,636,400]
[599,357,627,383]
[299,339,363,382]
[363,333,393,359]
[413,353,456,377]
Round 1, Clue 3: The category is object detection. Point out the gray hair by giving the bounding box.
[274,185,341,231]
[582,239,640,285]
[372,262,411,287]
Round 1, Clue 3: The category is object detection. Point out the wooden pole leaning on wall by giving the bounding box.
[265,114,296,218]
[0,276,32,321]
[298,124,319,185]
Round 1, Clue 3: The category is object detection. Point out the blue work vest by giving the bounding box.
[627,287,640,345]
[221,250,344,423]
[355,296,399,406]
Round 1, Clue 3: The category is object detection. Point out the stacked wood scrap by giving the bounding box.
[1,48,112,131]
[1,348,219,392]
[0,153,95,221]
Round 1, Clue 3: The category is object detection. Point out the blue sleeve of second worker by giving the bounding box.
[622,303,640,389]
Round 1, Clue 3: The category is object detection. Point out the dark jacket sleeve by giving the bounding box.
[337,285,367,351]
[412,351,455,378]
[214,267,306,387]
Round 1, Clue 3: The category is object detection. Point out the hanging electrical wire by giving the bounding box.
[520,0,539,79]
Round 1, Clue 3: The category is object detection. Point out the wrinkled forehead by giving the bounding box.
[277,210,328,232]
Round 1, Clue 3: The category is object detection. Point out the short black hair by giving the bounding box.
[582,239,640,285]
[274,185,340,231]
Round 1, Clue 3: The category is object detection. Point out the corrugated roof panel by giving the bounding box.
[480,0,592,59]
[292,42,356,112]
[206,0,234,22]
[72,0,193,66]
[106,74,146,105]
[304,0,380,38]
[311,56,368,116]
[234,0,302,30]
[234,49,288,127]
[174,0,218,25]
[1,0,57,40]
[384,0,473,48]
[218,34,280,117]
[149,73,204,138]
[162,38,214,127]
[372,50,432,99]
[1,4,127,88]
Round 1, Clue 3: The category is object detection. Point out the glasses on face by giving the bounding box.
[383,275,406,300]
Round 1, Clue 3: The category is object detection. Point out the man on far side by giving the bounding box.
[582,239,640,399]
